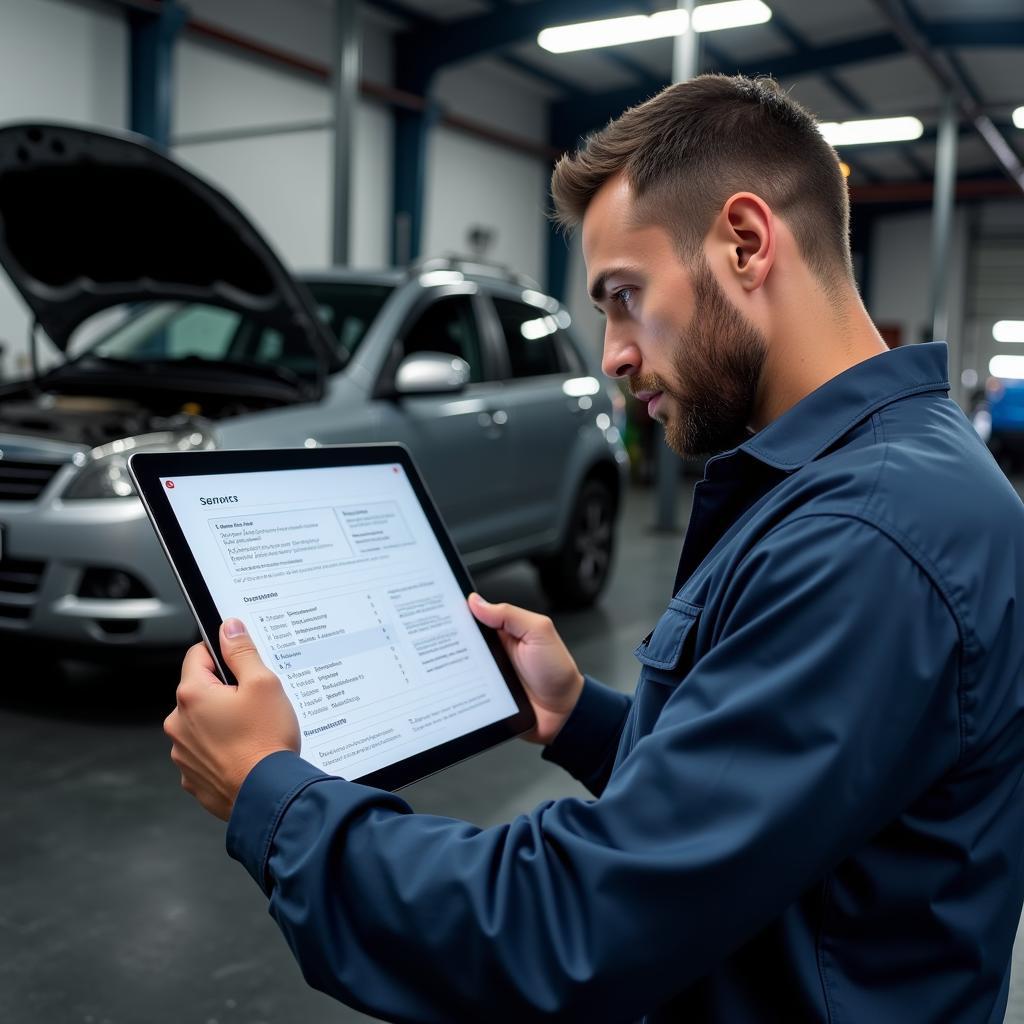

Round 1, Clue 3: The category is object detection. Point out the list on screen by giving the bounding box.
[161,462,517,779]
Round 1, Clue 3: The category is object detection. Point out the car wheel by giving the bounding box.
[537,478,615,609]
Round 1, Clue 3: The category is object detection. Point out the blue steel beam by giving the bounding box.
[128,0,187,147]
[395,1,648,91]
[600,49,664,92]
[392,0,1024,102]
[928,19,1024,47]
[867,0,1024,191]
[379,0,578,265]
[391,101,439,264]
[375,0,580,96]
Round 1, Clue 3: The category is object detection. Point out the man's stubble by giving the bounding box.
[632,256,768,459]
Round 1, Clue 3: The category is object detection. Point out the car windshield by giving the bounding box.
[66,281,393,377]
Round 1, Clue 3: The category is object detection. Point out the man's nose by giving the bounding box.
[601,328,640,380]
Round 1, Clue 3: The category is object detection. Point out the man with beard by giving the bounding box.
[165,76,1024,1022]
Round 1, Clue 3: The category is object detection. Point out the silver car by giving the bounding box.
[0,122,627,660]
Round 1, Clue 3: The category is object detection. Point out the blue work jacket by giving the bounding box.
[228,342,1024,1023]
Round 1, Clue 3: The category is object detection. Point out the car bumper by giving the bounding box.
[0,488,197,652]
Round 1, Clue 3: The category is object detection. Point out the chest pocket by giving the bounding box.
[633,597,702,689]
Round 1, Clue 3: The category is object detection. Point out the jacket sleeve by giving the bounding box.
[225,514,963,1024]
[540,674,632,797]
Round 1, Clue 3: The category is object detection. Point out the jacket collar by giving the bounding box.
[730,342,951,473]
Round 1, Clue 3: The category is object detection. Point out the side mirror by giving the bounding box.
[394,352,470,396]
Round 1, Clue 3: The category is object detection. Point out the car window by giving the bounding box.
[306,281,393,360]
[492,297,569,378]
[165,305,241,358]
[400,295,487,383]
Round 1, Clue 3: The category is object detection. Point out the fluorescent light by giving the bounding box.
[538,11,686,53]
[1014,106,1024,130]
[538,2,771,53]
[418,270,464,287]
[521,316,558,341]
[692,0,771,33]
[562,376,601,397]
[994,320,1024,343]
[521,288,558,312]
[818,116,924,146]
[989,355,1024,380]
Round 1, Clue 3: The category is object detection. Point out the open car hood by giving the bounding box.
[0,122,337,369]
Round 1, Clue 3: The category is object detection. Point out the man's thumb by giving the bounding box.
[468,593,532,640]
[220,619,271,683]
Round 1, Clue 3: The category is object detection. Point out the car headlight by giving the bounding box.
[63,425,216,500]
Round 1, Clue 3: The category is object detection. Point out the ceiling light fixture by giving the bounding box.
[1013,107,1024,130]
[537,1,771,54]
[692,0,772,33]
[818,116,924,146]
[994,320,1024,343]
[989,354,1024,380]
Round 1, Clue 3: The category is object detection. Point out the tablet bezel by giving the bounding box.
[129,443,536,792]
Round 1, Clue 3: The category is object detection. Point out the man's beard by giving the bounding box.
[633,256,768,458]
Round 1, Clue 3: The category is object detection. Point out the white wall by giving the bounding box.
[867,206,969,401]
[423,60,553,284]
[423,127,548,284]
[172,10,394,272]
[432,60,550,143]
[961,199,1024,394]
[0,0,128,375]
[0,0,564,377]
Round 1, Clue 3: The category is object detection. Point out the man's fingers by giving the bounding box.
[219,619,277,686]
[468,593,549,641]
[181,640,219,686]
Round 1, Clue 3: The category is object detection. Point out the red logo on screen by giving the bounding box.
[165,480,175,489]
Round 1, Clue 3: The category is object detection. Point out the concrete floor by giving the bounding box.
[2,477,1023,1023]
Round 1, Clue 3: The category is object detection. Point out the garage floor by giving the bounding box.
[3,478,1024,1024]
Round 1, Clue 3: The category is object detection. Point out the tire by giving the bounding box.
[536,478,616,609]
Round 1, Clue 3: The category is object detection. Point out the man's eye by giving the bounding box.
[613,288,634,309]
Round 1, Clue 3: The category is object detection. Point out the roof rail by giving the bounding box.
[406,253,543,292]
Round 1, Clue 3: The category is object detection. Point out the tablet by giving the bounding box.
[128,444,535,791]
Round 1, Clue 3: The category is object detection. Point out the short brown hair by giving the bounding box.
[551,74,853,292]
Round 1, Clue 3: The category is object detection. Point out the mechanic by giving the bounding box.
[165,75,1024,1022]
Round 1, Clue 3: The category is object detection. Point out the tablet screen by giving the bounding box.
[158,460,519,780]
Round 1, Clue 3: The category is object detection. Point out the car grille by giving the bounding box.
[0,557,45,594]
[0,458,63,501]
[0,556,44,621]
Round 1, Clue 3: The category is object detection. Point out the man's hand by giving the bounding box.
[164,619,300,821]
[468,593,584,745]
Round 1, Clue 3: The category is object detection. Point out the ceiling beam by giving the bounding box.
[600,49,664,92]
[850,176,1023,205]
[394,0,647,90]
[865,0,1024,194]
[376,0,583,96]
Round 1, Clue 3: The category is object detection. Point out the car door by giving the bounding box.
[479,292,592,540]
[374,288,514,557]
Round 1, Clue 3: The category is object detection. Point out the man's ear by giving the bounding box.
[712,192,775,292]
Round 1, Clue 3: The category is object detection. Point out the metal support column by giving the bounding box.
[672,0,700,86]
[128,0,186,147]
[391,102,436,265]
[654,0,699,533]
[928,95,958,343]
[331,0,360,267]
